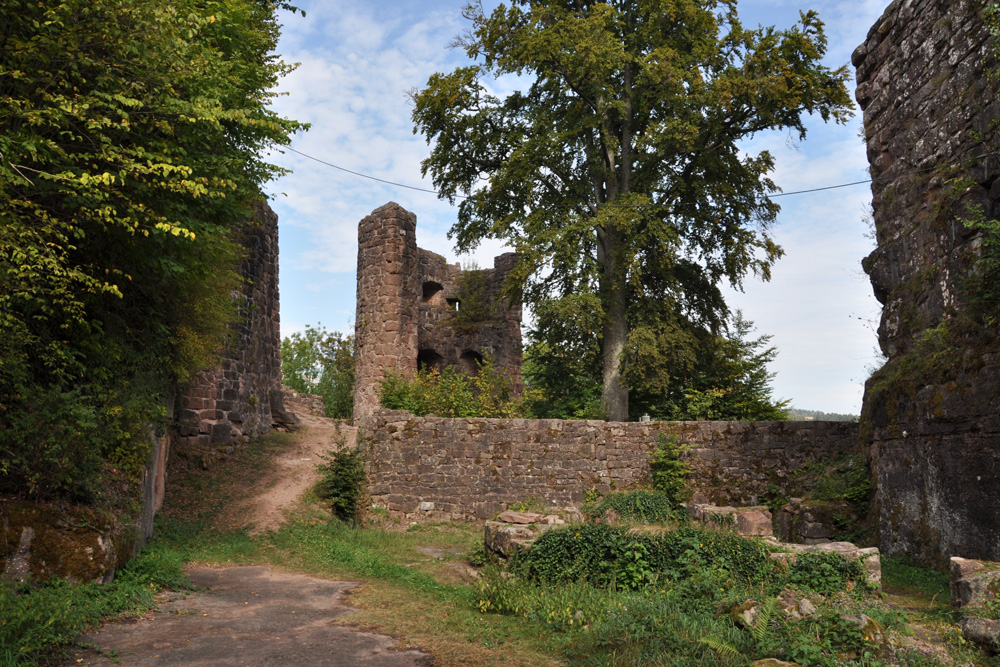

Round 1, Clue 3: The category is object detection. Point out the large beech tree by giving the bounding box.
[412,0,852,420]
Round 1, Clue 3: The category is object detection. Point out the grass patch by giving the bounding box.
[0,545,190,665]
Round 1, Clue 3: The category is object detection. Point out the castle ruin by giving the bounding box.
[353,202,523,422]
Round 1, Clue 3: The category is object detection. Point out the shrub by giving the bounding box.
[316,446,366,525]
[787,551,870,595]
[588,490,679,525]
[513,524,775,590]
[378,357,523,418]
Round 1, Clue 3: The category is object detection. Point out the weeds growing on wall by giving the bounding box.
[648,433,691,508]
[378,357,523,418]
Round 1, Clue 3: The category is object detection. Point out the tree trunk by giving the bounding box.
[598,229,629,421]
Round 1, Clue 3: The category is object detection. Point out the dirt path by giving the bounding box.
[242,412,356,534]
[66,566,429,666]
[64,414,431,666]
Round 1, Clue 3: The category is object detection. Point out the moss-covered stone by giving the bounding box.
[1,501,124,584]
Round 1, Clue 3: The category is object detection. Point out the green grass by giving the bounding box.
[0,545,190,665]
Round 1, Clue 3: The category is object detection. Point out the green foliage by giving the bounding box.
[524,306,789,422]
[587,490,679,525]
[787,552,870,596]
[452,266,495,326]
[648,433,691,508]
[512,524,775,590]
[379,357,523,418]
[413,0,852,418]
[316,446,366,525]
[0,545,189,664]
[0,0,304,502]
[281,325,355,419]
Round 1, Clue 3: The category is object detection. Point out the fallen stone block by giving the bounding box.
[950,557,1000,608]
[484,521,552,558]
[961,617,1000,654]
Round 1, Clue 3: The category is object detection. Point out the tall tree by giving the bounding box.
[412,0,851,420]
[0,0,304,498]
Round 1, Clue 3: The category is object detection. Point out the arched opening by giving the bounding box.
[460,350,484,375]
[422,281,444,305]
[417,349,444,372]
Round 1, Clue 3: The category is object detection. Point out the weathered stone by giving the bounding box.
[1,502,121,585]
[483,521,551,558]
[770,541,882,589]
[353,202,523,423]
[750,660,800,667]
[175,202,284,455]
[950,557,1000,608]
[365,416,859,523]
[857,0,1000,564]
[736,511,774,537]
[498,511,544,524]
[961,617,1000,653]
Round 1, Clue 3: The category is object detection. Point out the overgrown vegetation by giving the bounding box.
[0,0,304,503]
[316,445,366,525]
[281,324,355,419]
[586,490,678,525]
[8,420,997,667]
[648,433,692,508]
[0,545,189,664]
[379,357,523,418]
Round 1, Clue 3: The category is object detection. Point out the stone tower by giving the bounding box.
[353,203,421,423]
[353,202,522,423]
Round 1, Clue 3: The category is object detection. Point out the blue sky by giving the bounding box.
[264,0,893,415]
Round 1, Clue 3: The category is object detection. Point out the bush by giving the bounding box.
[379,357,523,418]
[513,524,775,590]
[316,446,366,524]
[787,551,871,596]
[588,490,679,525]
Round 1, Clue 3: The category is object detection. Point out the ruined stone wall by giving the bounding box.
[354,203,522,422]
[365,413,859,521]
[855,0,1000,563]
[175,201,285,460]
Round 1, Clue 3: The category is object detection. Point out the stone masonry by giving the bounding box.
[353,202,522,422]
[364,413,859,522]
[855,0,1000,563]
[175,201,289,458]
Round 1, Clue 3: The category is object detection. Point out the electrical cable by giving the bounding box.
[278,146,997,204]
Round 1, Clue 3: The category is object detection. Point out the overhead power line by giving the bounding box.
[279,146,997,203]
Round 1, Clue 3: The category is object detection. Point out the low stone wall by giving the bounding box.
[364,412,860,521]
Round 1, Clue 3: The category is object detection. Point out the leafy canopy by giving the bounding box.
[281,325,356,420]
[0,0,305,499]
[413,0,852,419]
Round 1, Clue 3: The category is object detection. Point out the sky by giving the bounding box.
[264,0,893,415]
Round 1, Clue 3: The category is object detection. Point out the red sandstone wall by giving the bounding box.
[175,201,283,457]
[364,413,860,521]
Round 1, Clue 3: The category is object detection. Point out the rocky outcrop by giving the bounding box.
[1,503,124,585]
[855,0,1000,563]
